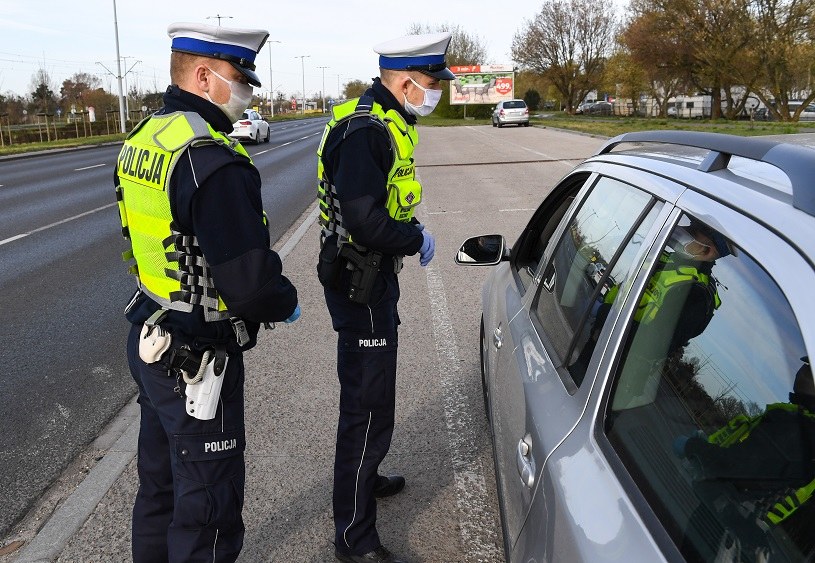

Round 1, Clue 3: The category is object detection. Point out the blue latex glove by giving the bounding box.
[419,230,435,267]
[284,304,301,324]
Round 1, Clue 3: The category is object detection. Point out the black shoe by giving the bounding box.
[335,545,407,563]
[373,474,405,498]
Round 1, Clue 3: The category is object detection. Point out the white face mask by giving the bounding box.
[404,77,442,116]
[205,67,253,123]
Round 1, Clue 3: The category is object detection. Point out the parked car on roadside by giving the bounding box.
[575,101,596,115]
[585,100,613,116]
[230,109,270,144]
[492,100,530,127]
[457,131,815,562]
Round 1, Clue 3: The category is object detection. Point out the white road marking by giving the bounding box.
[427,210,463,215]
[74,163,106,171]
[0,202,117,247]
[254,132,321,156]
[499,207,536,212]
[424,261,502,561]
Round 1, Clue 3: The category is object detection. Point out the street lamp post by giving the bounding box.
[267,40,281,117]
[206,14,233,26]
[120,56,141,120]
[318,66,330,113]
[295,55,310,115]
[111,0,126,133]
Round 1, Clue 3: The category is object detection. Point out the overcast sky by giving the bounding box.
[0,0,552,101]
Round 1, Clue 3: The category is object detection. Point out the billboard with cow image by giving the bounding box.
[450,65,515,105]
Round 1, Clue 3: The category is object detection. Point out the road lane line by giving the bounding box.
[424,260,502,561]
[74,163,107,171]
[0,202,116,247]
[253,132,322,156]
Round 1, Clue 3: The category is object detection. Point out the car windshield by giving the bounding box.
[504,101,526,109]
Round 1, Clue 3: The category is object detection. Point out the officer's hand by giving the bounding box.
[415,223,425,232]
[419,231,435,267]
[284,304,301,324]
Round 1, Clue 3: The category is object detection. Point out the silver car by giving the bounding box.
[458,131,815,562]
[492,100,530,127]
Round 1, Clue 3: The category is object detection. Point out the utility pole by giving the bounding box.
[295,55,310,115]
[267,40,281,117]
[206,14,233,26]
[120,56,140,120]
[318,66,330,113]
[337,74,341,100]
[111,0,126,133]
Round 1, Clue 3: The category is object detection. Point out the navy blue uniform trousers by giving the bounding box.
[324,270,400,556]
[127,324,247,563]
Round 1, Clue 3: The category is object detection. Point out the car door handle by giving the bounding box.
[517,435,536,488]
[493,327,502,350]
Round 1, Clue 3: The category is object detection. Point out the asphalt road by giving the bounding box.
[0,116,327,538]
[0,124,605,563]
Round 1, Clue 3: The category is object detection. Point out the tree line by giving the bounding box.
[513,0,815,120]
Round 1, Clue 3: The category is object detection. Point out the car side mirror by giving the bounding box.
[455,234,507,266]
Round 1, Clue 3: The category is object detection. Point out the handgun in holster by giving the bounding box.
[339,244,383,305]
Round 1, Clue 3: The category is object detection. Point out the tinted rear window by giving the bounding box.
[504,101,526,109]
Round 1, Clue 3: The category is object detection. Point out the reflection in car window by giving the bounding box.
[512,174,589,292]
[605,218,812,562]
[534,176,654,384]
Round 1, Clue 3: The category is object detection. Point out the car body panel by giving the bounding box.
[465,132,815,562]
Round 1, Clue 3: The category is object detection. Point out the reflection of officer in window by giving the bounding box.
[674,358,815,555]
[573,221,727,377]
[636,220,726,357]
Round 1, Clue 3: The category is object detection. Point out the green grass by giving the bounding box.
[0,133,128,157]
[529,114,814,138]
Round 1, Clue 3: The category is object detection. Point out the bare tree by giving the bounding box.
[407,22,488,66]
[29,67,57,113]
[512,0,618,113]
[751,0,815,120]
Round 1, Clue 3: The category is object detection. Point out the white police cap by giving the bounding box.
[374,32,455,80]
[168,22,269,87]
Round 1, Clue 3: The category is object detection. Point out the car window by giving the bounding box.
[504,100,526,109]
[511,173,591,292]
[240,112,249,120]
[605,217,812,562]
[533,176,656,386]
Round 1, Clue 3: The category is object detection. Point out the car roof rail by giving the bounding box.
[597,130,815,217]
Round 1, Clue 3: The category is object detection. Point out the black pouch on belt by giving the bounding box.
[317,234,345,290]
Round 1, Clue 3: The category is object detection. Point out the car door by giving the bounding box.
[490,170,683,559]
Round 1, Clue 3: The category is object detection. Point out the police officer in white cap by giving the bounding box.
[116,22,299,562]
[315,32,454,563]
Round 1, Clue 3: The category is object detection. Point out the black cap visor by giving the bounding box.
[229,62,261,87]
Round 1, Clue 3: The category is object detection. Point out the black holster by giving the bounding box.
[340,245,383,305]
